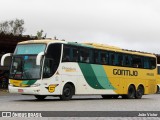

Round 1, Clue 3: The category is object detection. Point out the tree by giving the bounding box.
[0,19,25,35]
[36,29,47,39]
[0,21,9,33]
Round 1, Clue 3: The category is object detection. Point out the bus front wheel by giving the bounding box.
[60,84,73,100]
[35,95,46,100]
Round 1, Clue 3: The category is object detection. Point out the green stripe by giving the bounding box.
[91,65,114,89]
[78,63,104,89]
[78,63,115,90]
[22,80,37,85]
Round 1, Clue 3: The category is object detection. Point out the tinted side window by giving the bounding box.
[116,53,123,66]
[62,45,79,62]
[143,57,150,69]
[132,56,143,68]
[62,46,70,62]
[109,52,116,65]
[94,50,100,64]
[79,47,90,63]
[100,51,109,65]
[123,54,132,67]
[89,49,94,63]
[71,47,78,62]
[150,58,156,69]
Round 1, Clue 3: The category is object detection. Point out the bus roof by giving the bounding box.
[83,42,156,57]
[18,39,67,44]
[18,39,156,58]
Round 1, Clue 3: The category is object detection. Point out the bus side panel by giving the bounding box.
[59,63,117,95]
[145,79,156,94]
[77,63,116,94]
[58,63,156,95]
[103,65,157,95]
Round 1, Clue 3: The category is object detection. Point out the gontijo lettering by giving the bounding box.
[113,69,138,76]
[62,66,76,72]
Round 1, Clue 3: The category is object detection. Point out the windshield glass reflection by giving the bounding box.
[10,56,42,80]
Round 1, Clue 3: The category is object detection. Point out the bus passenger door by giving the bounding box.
[41,44,62,94]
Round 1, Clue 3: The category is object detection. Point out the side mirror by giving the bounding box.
[1,53,13,66]
[36,52,44,65]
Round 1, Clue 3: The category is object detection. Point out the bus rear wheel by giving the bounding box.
[122,85,135,99]
[60,84,73,100]
[135,85,144,99]
[35,95,47,100]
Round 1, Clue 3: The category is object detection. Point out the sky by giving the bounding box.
[0,0,160,53]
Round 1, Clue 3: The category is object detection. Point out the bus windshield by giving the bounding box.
[14,44,46,55]
[9,55,42,80]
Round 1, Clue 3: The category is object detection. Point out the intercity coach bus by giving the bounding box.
[1,39,157,100]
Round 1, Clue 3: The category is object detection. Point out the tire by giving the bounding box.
[35,95,47,100]
[122,85,135,99]
[135,85,144,99]
[156,86,159,94]
[60,84,73,100]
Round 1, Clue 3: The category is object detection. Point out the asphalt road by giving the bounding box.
[0,93,160,112]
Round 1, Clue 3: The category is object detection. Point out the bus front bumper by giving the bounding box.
[9,85,41,95]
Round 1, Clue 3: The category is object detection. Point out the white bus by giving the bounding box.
[1,39,157,100]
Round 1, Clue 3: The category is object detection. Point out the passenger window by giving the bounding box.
[100,51,109,65]
[117,54,123,66]
[88,49,93,64]
[132,56,143,68]
[79,48,90,63]
[62,46,70,62]
[143,57,150,69]
[123,55,132,67]
[109,52,116,65]
[150,58,156,69]
[94,50,99,64]
[72,48,78,62]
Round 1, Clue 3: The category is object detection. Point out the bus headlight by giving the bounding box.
[9,83,13,87]
[30,83,41,87]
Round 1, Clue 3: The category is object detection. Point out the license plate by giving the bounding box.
[18,89,23,93]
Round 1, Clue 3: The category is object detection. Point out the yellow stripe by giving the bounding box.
[10,79,28,87]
